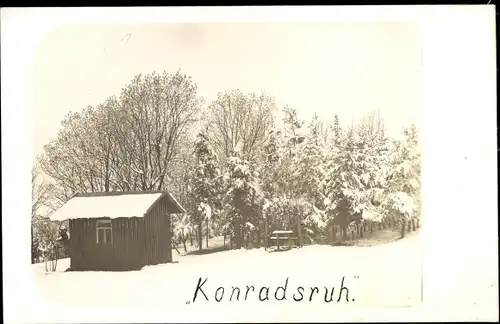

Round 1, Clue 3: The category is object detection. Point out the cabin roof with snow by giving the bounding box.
[50,191,186,222]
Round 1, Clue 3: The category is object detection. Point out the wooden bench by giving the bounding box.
[269,230,298,251]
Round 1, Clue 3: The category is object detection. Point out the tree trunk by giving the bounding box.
[340,226,347,241]
[401,219,406,238]
[378,223,381,230]
[256,229,261,248]
[182,238,187,253]
[234,219,242,249]
[197,222,203,251]
[370,223,373,234]
[359,224,363,238]
[351,230,355,241]
[189,234,194,247]
[417,218,420,229]
[223,234,226,247]
[31,225,35,264]
[407,219,412,232]
[412,218,416,231]
[206,219,209,248]
[265,217,269,249]
[332,224,336,243]
[172,240,181,255]
[298,219,303,247]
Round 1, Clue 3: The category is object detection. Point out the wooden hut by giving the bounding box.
[50,191,185,271]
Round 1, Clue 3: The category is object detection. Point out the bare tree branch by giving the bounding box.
[206,90,277,161]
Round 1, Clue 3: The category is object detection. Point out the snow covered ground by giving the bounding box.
[31,234,422,323]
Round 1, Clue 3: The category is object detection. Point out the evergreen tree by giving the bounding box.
[382,124,421,237]
[332,113,341,147]
[191,131,221,250]
[292,114,327,209]
[222,144,262,249]
[321,119,387,241]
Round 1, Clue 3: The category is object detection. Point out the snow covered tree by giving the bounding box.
[382,124,421,237]
[58,223,69,259]
[32,164,61,264]
[292,114,327,208]
[221,144,262,249]
[190,131,221,250]
[332,113,341,146]
[259,109,332,244]
[320,113,390,242]
[352,113,394,234]
[172,213,194,253]
[261,130,293,200]
[206,89,277,161]
[39,70,203,200]
[268,114,329,241]
[321,126,359,240]
[34,216,67,272]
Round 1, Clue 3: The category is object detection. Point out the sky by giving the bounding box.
[33,22,422,158]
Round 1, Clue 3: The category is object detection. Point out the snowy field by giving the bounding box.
[32,233,421,322]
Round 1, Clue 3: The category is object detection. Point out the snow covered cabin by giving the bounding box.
[50,191,186,271]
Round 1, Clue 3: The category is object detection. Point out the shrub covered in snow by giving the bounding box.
[33,216,68,272]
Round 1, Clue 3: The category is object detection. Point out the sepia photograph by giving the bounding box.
[31,19,423,307]
[2,5,497,323]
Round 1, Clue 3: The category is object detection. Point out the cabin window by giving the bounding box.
[96,219,112,244]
